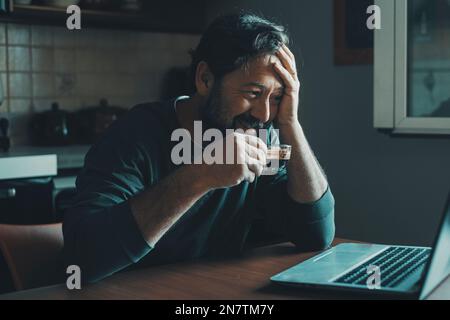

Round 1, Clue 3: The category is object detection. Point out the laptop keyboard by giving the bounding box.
[334,246,431,288]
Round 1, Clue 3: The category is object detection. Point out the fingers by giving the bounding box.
[282,45,297,70]
[242,131,268,154]
[275,44,297,78]
[243,169,256,184]
[245,143,267,165]
[233,131,268,183]
[244,144,267,181]
[246,161,263,180]
[273,62,298,91]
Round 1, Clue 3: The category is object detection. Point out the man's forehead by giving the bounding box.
[228,54,284,90]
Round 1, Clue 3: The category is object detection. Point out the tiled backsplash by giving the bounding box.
[0,23,200,146]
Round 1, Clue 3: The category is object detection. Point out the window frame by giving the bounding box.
[374,0,450,135]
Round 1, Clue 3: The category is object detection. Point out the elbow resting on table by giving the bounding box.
[62,220,110,284]
[62,202,152,284]
[290,190,336,252]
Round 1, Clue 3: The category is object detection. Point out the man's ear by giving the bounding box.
[195,61,214,96]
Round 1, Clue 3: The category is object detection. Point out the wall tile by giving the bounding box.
[0,24,5,45]
[79,97,102,108]
[76,49,96,73]
[55,73,77,97]
[32,47,54,72]
[3,23,185,146]
[31,26,54,47]
[0,46,6,71]
[171,52,192,67]
[113,75,134,96]
[56,97,80,111]
[77,74,98,97]
[32,73,55,98]
[32,99,57,113]
[9,99,32,114]
[137,32,172,51]
[113,50,138,74]
[6,112,33,146]
[94,49,114,73]
[9,73,31,98]
[112,30,136,50]
[108,96,136,109]
[0,73,7,106]
[135,74,163,102]
[136,50,164,73]
[8,46,31,72]
[54,27,77,48]
[54,48,76,72]
[0,97,9,113]
[77,29,106,49]
[7,24,30,46]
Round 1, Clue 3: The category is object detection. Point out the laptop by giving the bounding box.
[271,192,450,299]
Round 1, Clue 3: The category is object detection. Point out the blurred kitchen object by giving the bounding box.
[0,118,10,152]
[0,72,4,107]
[13,0,33,5]
[74,98,126,144]
[43,0,81,8]
[120,0,141,11]
[29,102,74,146]
[79,0,119,10]
[0,76,8,152]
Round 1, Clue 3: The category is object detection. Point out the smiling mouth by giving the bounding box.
[235,118,267,131]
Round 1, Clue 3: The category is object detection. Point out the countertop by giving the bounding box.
[0,145,91,181]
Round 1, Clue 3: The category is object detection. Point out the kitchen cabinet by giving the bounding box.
[0,0,207,33]
[0,152,57,224]
[0,145,88,225]
[0,177,55,224]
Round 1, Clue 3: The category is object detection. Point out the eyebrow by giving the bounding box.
[241,82,285,93]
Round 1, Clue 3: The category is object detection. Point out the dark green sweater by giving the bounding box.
[63,98,335,283]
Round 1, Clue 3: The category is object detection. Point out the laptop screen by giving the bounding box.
[420,193,450,299]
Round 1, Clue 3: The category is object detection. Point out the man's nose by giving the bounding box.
[250,99,271,124]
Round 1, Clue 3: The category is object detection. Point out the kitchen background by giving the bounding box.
[0,23,199,146]
[0,0,449,250]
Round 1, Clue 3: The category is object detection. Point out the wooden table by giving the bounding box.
[0,239,448,300]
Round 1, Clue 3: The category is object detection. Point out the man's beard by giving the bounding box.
[199,81,272,134]
[199,81,231,134]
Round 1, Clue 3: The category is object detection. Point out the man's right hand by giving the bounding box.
[194,131,268,189]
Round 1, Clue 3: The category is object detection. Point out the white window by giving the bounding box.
[374,0,450,134]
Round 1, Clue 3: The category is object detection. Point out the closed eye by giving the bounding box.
[272,95,283,104]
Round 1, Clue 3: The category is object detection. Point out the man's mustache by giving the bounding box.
[233,113,271,129]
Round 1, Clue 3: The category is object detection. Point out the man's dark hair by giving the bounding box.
[189,12,290,92]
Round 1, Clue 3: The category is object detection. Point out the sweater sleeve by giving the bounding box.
[248,126,335,251]
[253,166,335,251]
[253,168,336,251]
[248,125,335,251]
[62,138,153,283]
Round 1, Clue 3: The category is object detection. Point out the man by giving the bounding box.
[63,13,335,283]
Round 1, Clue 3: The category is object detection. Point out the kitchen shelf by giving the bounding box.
[0,2,206,33]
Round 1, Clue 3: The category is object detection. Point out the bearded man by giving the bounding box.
[63,13,335,283]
